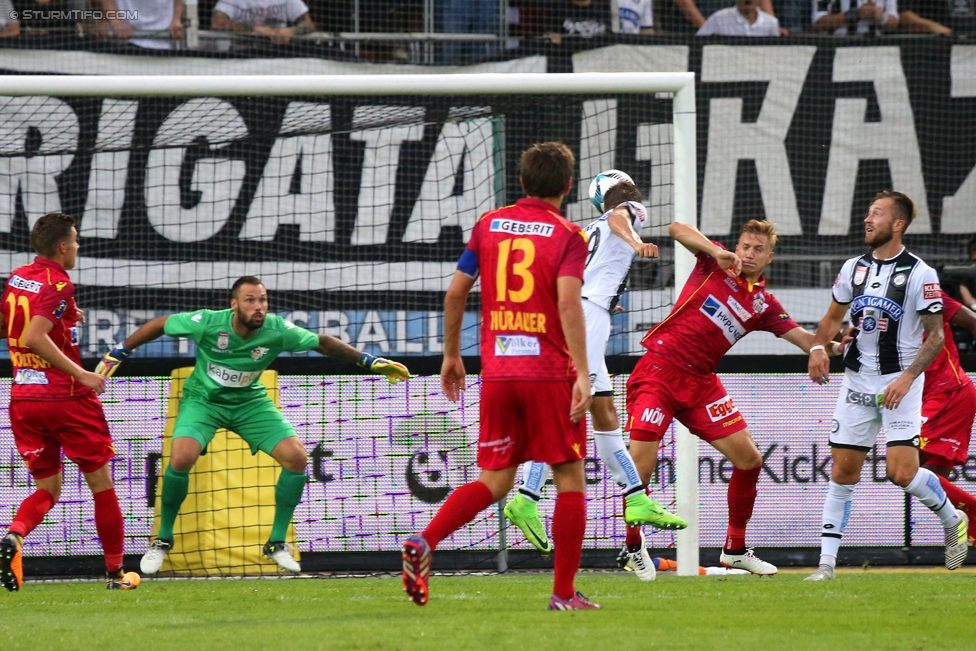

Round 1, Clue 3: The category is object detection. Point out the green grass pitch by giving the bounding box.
[1,570,972,650]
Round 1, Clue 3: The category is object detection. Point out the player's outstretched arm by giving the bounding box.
[95,315,169,377]
[441,271,475,402]
[883,313,944,410]
[24,316,105,395]
[314,335,410,384]
[608,208,657,259]
[667,222,741,277]
[557,276,592,422]
[808,300,849,385]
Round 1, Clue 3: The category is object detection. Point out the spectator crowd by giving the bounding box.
[0,0,971,52]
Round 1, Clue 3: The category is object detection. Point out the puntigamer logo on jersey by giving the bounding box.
[851,296,905,321]
[700,295,746,344]
[489,219,554,237]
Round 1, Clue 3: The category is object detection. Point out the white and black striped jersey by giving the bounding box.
[832,247,943,375]
[581,201,647,312]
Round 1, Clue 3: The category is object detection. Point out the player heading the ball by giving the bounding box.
[0,212,136,591]
[96,277,410,574]
[506,175,687,584]
[402,142,598,611]
[806,191,967,581]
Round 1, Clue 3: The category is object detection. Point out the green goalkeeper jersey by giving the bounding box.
[164,309,319,405]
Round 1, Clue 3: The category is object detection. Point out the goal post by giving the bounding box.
[0,72,699,574]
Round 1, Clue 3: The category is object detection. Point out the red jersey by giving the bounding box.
[464,198,588,381]
[640,244,800,375]
[923,291,973,396]
[2,257,90,401]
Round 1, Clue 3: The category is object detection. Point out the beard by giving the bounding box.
[236,309,264,331]
[865,226,893,249]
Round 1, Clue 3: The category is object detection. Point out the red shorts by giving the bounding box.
[919,383,976,469]
[10,394,114,479]
[625,354,747,443]
[478,379,586,470]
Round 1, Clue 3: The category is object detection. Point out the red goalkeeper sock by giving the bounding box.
[725,466,760,553]
[93,488,124,573]
[9,489,55,538]
[937,475,976,542]
[422,481,494,551]
[552,491,586,600]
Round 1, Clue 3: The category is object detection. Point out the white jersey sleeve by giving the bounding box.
[908,263,943,315]
[832,257,859,305]
[580,201,647,312]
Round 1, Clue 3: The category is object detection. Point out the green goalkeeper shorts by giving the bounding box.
[173,396,297,456]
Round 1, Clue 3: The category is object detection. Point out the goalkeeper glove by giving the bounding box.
[95,343,131,378]
[358,352,410,384]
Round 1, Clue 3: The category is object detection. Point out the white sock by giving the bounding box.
[593,429,643,495]
[819,481,855,569]
[519,462,549,501]
[905,467,961,527]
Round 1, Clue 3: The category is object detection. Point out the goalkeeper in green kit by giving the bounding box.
[95,276,410,573]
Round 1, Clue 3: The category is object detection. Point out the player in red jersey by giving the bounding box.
[0,213,131,592]
[916,291,976,541]
[402,142,597,611]
[625,219,833,575]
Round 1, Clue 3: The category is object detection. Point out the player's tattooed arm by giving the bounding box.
[882,312,944,410]
[314,334,363,364]
[904,313,945,380]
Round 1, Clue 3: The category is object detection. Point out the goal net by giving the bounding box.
[0,73,701,576]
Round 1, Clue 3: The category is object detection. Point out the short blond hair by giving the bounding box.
[740,219,778,249]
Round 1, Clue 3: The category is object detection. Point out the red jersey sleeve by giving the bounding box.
[556,229,588,280]
[942,290,962,322]
[694,240,726,275]
[758,292,800,337]
[34,281,72,326]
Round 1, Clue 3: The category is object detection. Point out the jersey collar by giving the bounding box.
[33,256,67,274]
[736,273,766,293]
[516,197,564,216]
[869,246,906,265]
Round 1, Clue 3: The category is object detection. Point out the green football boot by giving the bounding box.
[624,493,688,530]
[504,494,553,552]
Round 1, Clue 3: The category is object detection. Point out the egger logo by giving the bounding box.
[706,395,738,422]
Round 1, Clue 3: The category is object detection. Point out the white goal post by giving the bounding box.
[0,72,700,575]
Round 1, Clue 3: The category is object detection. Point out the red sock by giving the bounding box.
[93,488,124,573]
[9,489,55,538]
[937,475,976,542]
[623,496,642,548]
[552,491,586,600]
[725,466,760,552]
[422,481,494,551]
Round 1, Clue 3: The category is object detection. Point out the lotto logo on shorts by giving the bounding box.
[489,219,554,237]
[706,395,738,422]
[641,407,665,426]
[923,283,941,300]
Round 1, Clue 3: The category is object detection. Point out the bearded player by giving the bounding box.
[95,276,410,574]
[402,142,597,610]
[626,218,833,575]
[505,178,686,583]
[0,212,133,591]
